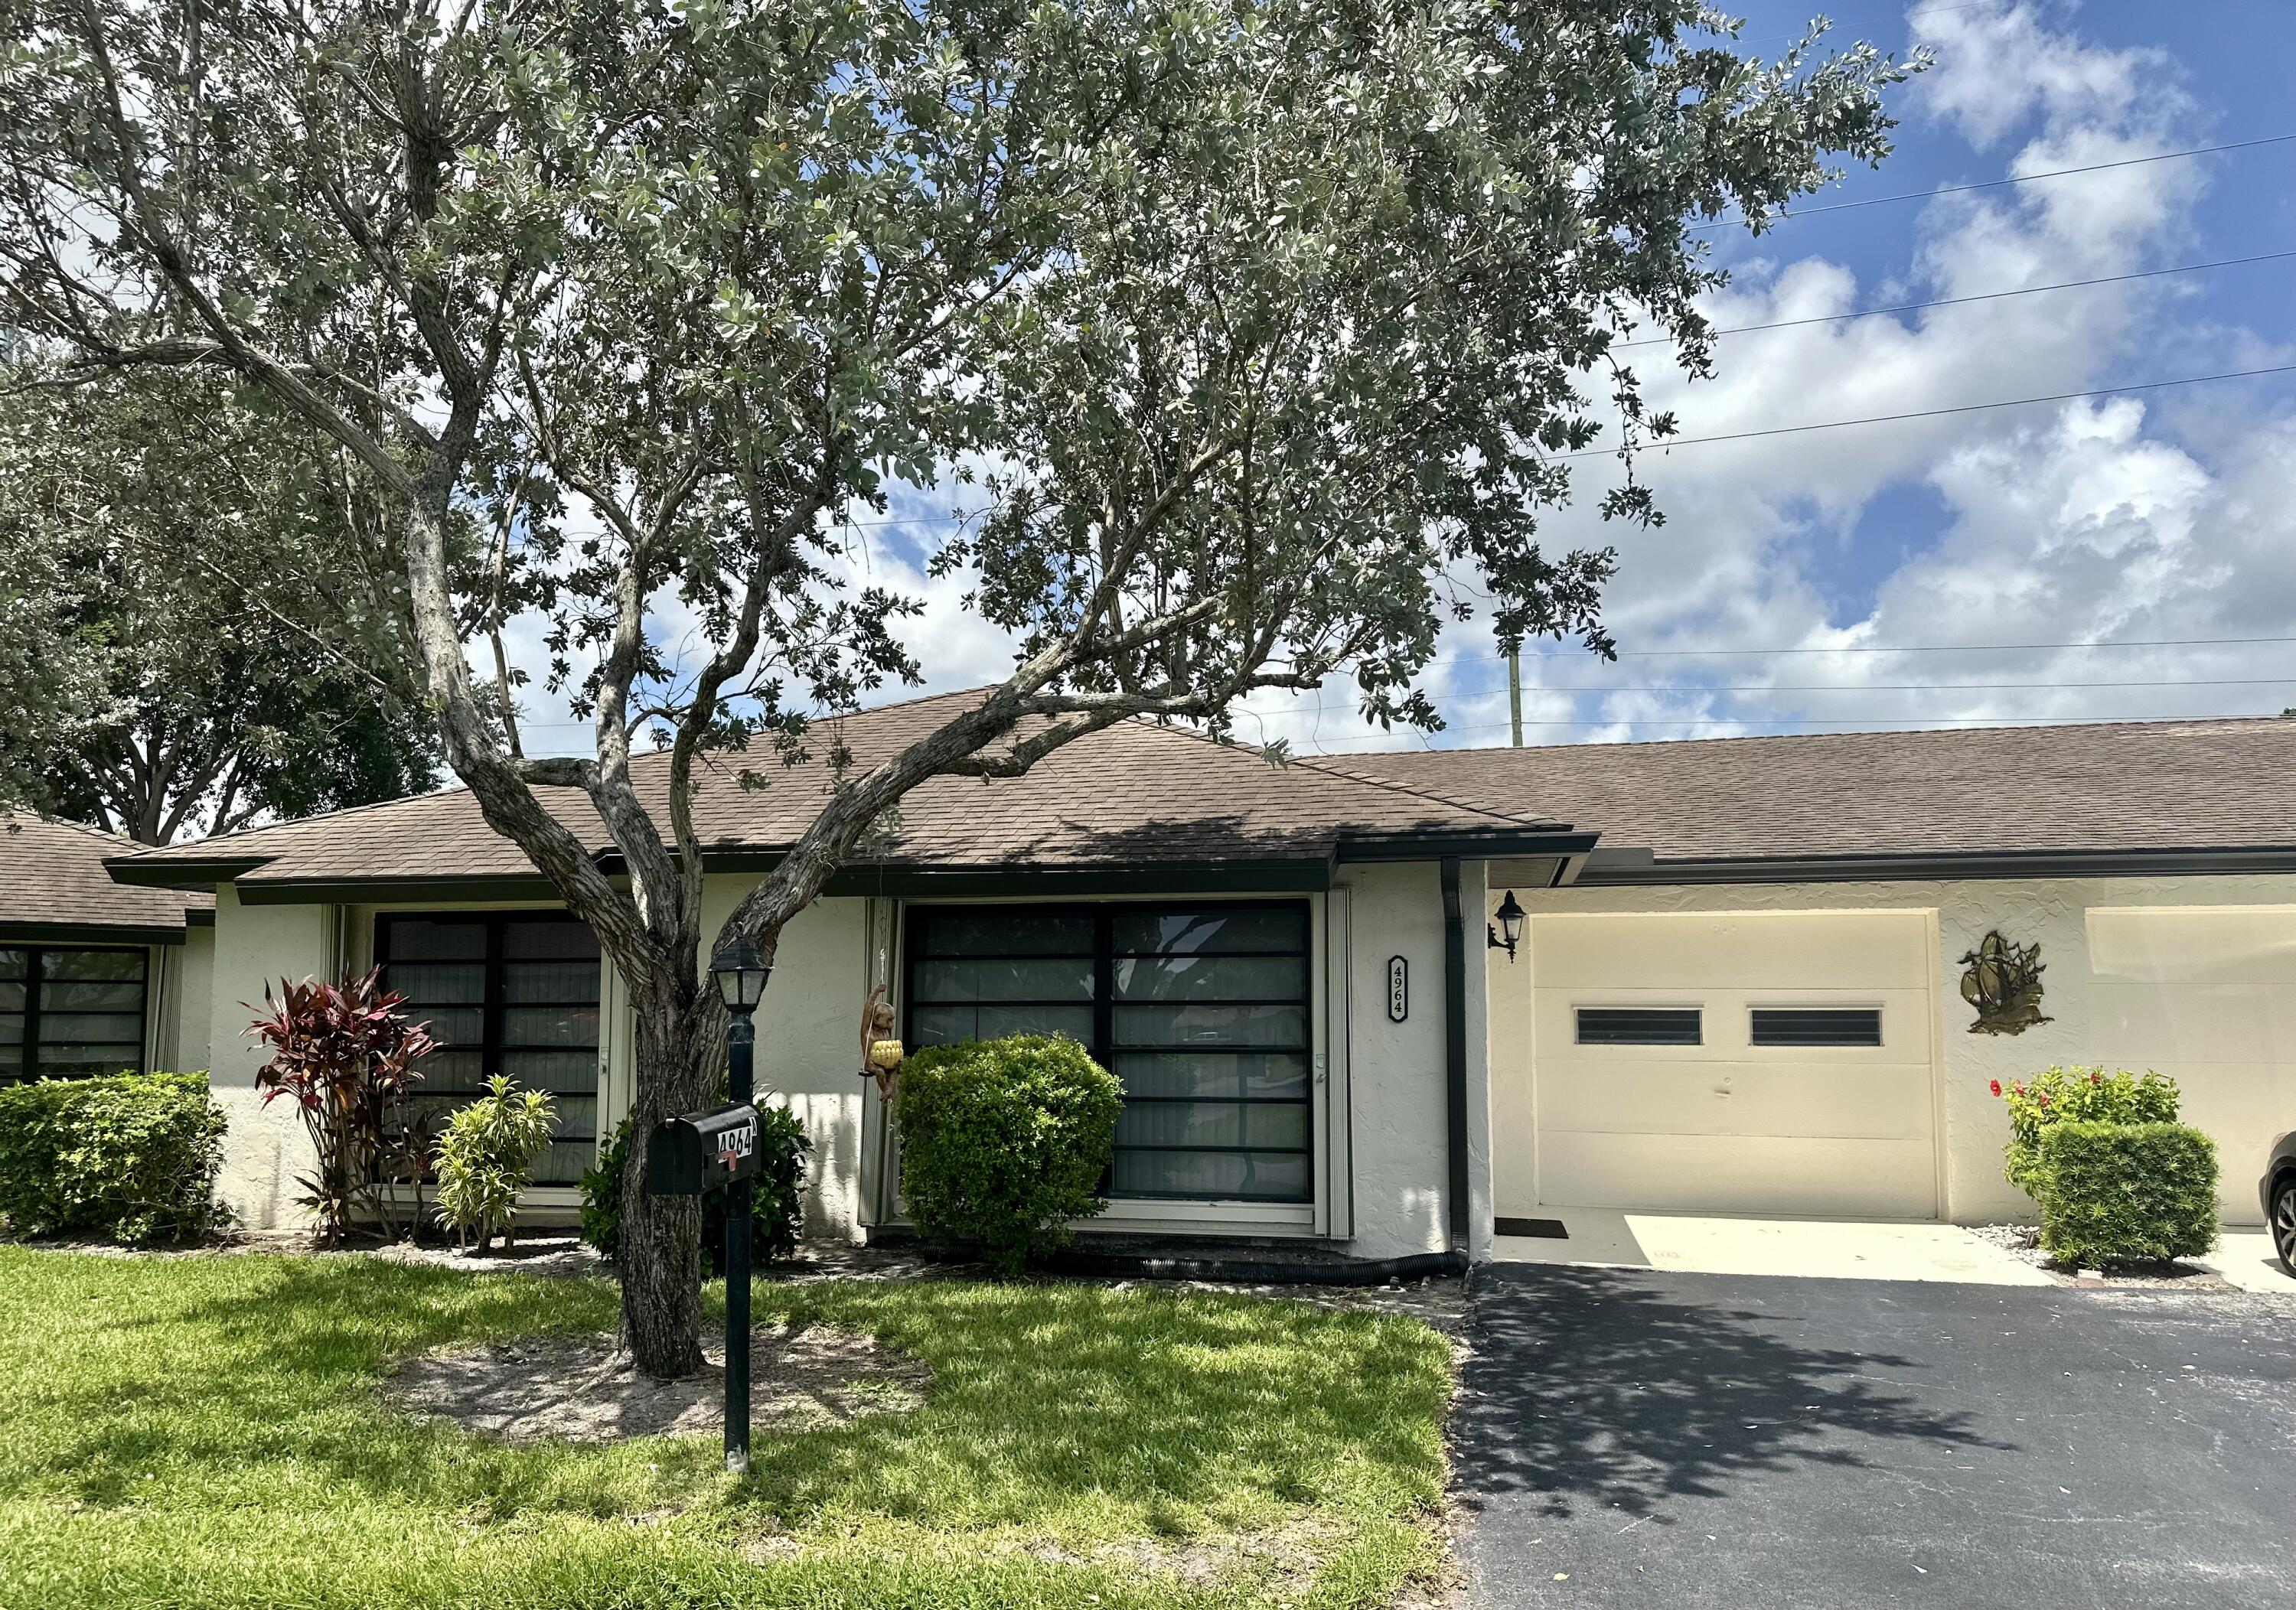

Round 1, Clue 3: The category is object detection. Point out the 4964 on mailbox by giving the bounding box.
[645,1102,764,1197]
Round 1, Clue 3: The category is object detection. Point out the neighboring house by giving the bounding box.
[2,812,214,1084]
[99,696,2296,1257]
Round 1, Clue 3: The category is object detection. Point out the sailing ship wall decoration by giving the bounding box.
[1958,930,2052,1036]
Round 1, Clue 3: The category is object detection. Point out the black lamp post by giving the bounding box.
[1487,889,1526,963]
[709,935,769,1474]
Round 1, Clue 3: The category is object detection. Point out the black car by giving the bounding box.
[2265,1133,2296,1275]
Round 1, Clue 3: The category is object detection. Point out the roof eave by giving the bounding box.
[1575,843,2296,885]
[0,919,190,946]
[1333,826,1598,863]
[104,852,272,892]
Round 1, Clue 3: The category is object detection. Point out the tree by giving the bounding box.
[0,375,442,841]
[0,0,1922,1373]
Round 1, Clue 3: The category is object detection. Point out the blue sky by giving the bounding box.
[519,2,2296,761]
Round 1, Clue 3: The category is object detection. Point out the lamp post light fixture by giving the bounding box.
[708,935,771,1474]
[1487,890,1526,963]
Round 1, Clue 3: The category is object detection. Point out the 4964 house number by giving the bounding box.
[1387,956,1408,1022]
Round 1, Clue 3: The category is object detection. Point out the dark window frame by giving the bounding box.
[1749,1006,1885,1048]
[902,900,1316,1204]
[0,944,148,1084]
[1574,1006,1703,1046]
[373,911,602,1167]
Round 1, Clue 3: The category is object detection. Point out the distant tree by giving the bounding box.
[0,376,441,842]
[0,0,1922,1372]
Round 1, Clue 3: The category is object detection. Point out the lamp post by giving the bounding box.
[709,935,769,1475]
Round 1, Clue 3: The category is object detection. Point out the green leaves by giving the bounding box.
[0,1071,227,1247]
[434,1074,558,1249]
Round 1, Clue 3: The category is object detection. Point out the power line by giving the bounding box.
[1433,632,2296,668]
[1241,678,2296,721]
[1283,710,2285,750]
[1691,132,2296,233]
[1560,361,2296,459]
[1613,249,2296,348]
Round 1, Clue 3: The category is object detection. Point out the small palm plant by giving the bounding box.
[433,1075,556,1253]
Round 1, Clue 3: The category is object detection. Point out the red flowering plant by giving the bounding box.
[249,970,435,1244]
[1998,1065,2180,1196]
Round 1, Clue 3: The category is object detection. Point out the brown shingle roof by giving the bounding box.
[1319,717,2296,867]
[109,689,1558,891]
[2,813,211,937]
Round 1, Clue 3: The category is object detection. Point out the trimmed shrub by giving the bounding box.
[2001,1065,2180,1194]
[434,1074,556,1252]
[2034,1120,2219,1268]
[0,1071,227,1246]
[579,1106,809,1273]
[892,1035,1122,1274]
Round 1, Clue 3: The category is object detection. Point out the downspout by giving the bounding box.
[1440,857,1468,1243]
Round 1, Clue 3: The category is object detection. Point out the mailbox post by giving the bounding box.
[709,937,769,1474]
[721,989,757,1471]
[637,937,775,1475]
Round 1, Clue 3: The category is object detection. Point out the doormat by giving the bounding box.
[1494,1217,1569,1240]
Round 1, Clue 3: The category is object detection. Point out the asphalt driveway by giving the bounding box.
[1452,1264,2296,1608]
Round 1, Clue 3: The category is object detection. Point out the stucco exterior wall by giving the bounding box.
[693,882,872,1243]
[1487,866,2296,1227]
[204,888,335,1230]
[1336,859,1457,1260]
[171,925,215,1074]
[189,859,1476,1256]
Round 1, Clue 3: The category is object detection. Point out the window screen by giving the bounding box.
[376,914,601,1184]
[1750,1007,1883,1047]
[0,947,147,1083]
[1574,1007,1701,1046]
[905,903,1313,1204]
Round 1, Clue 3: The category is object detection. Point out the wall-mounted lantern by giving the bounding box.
[1487,889,1526,963]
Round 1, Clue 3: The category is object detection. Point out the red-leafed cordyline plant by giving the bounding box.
[248,970,435,1246]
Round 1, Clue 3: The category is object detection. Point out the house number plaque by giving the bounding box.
[1387,956,1408,1022]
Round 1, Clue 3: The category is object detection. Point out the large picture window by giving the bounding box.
[905,903,1313,1204]
[0,947,147,1084]
[375,914,601,1185]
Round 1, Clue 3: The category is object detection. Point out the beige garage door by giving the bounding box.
[2088,906,2296,1224]
[1525,911,1939,1219]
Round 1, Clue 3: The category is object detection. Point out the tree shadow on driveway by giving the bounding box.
[1451,1266,2012,1522]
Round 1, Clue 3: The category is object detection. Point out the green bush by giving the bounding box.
[2033,1120,2219,1268]
[0,1071,227,1246]
[579,1105,809,1272]
[892,1035,1122,1274]
[2001,1065,2181,1193]
[433,1074,556,1252]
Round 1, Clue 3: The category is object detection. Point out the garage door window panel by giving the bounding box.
[1575,1007,1702,1046]
[1750,1008,1884,1048]
[906,902,1313,1204]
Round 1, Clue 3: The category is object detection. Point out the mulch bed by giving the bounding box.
[1970,1223,2236,1290]
[384,1322,931,1444]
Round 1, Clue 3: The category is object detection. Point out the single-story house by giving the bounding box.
[89,694,2296,1260]
[2,811,214,1084]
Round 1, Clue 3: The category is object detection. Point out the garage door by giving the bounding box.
[1524,911,1939,1219]
[2088,906,2296,1224]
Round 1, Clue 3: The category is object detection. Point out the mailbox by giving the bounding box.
[647,1102,764,1196]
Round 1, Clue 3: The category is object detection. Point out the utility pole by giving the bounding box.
[1507,649,1524,748]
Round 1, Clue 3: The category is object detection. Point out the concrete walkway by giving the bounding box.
[1492,1208,2296,1290]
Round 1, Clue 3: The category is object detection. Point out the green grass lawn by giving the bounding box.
[0,1248,1453,1609]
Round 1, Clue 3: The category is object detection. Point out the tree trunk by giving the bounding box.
[617,976,715,1377]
